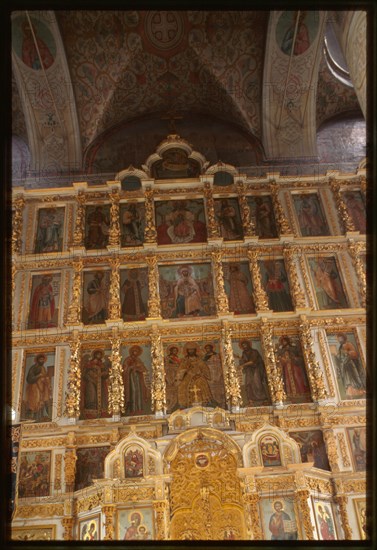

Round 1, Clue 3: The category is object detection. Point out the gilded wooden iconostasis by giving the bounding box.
[10,136,368,541]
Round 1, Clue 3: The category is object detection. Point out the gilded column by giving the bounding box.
[295,489,314,540]
[12,194,25,256]
[236,180,256,237]
[151,329,166,415]
[211,249,230,314]
[61,517,74,541]
[259,319,286,404]
[283,245,307,309]
[298,319,327,401]
[144,186,157,244]
[73,191,86,247]
[330,179,355,233]
[153,500,169,540]
[108,189,121,247]
[108,256,121,320]
[247,248,270,312]
[66,258,83,325]
[146,255,162,318]
[243,493,263,540]
[64,448,77,493]
[65,336,81,419]
[322,429,340,473]
[203,181,220,239]
[221,323,242,410]
[334,492,353,540]
[348,239,367,307]
[269,182,292,235]
[102,505,115,540]
[109,332,124,416]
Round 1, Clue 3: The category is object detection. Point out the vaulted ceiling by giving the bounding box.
[11,10,365,185]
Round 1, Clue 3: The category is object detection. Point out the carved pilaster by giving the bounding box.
[102,505,115,540]
[244,493,263,540]
[260,319,286,404]
[295,489,314,540]
[204,182,220,238]
[12,194,25,255]
[334,494,353,540]
[211,249,230,314]
[247,249,270,312]
[144,187,157,243]
[323,429,340,473]
[73,191,86,246]
[146,255,161,318]
[348,239,367,307]
[236,180,256,237]
[109,332,124,416]
[108,256,121,320]
[64,445,77,493]
[283,246,307,309]
[330,179,355,233]
[221,323,242,409]
[108,189,120,247]
[66,258,83,324]
[151,329,166,415]
[65,337,81,418]
[298,319,327,401]
[61,517,74,541]
[269,182,291,235]
[153,500,168,540]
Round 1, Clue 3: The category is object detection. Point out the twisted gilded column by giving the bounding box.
[102,505,115,540]
[269,182,291,235]
[243,493,263,539]
[109,333,124,416]
[144,186,157,244]
[12,194,25,256]
[295,489,314,540]
[330,179,355,233]
[151,329,166,415]
[247,248,270,312]
[61,517,74,540]
[65,336,81,418]
[204,182,220,239]
[334,481,353,540]
[64,432,77,493]
[236,180,256,237]
[348,239,367,307]
[146,255,161,318]
[153,500,169,540]
[298,319,327,401]
[211,249,230,314]
[72,191,86,247]
[283,246,307,309]
[221,323,241,410]
[67,258,83,325]
[259,319,286,405]
[323,429,340,473]
[108,256,121,320]
[108,189,121,247]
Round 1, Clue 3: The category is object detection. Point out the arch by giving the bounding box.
[243,423,301,468]
[104,432,162,479]
[213,171,234,187]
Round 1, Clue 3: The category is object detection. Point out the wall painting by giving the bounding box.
[353,498,368,540]
[342,190,366,233]
[259,259,293,312]
[18,451,51,498]
[326,331,366,400]
[312,499,337,540]
[80,348,112,420]
[292,193,330,237]
[159,263,216,319]
[289,430,330,470]
[247,195,278,238]
[214,198,244,241]
[223,262,255,315]
[276,11,319,56]
[12,15,56,70]
[82,270,110,325]
[259,497,299,540]
[164,341,225,413]
[151,148,200,179]
[117,507,154,540]
[308,256,349,310]
[274,335,312,404]
[120,202,145,246]
[34,207,65,253]
[20,351,55,422]
[347,427,366,471]
[232,338,270,407]
[120,268,148,322]
[121,344,152,416]
[28,273,60,329]
[155,199,207,245]
[75,446,109,491]
[259,434,282,467]
[84,204,110,249]
[78,515,100,541]
[124,446,144,478]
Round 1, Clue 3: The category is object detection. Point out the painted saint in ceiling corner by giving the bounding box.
[276,11,319,57]
[12,15,56,71]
